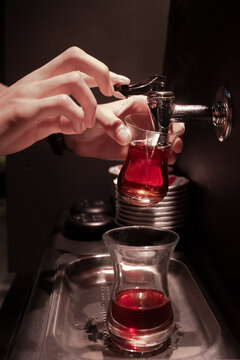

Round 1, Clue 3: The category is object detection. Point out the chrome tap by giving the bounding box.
[114,75,232,144]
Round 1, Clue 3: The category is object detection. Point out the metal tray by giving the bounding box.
[37,253,220,360]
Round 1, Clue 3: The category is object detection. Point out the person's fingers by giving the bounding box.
[63,70,130,99]
[30,71,97,128]
[36,115,77,138]
[64,132,129,160]
[25,47,115,97]
[109,71,131,85]
[96,107,132,146]
[110,72,131,99]
[168,151,177,165]
[98,95,148,119]
[116,95,149,118]
[171,122,185,133]
[94,96,151,146]
[171,137,183,154]
[28,95,87,133]
[110,95,154,129]
[80,71,130,89]
[168,123,185,164]
[0,96,84,153]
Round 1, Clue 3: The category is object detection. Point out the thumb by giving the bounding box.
[96,107,132,146]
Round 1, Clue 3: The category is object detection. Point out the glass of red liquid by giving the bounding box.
[117,113,184,206]
[103,226,179,353]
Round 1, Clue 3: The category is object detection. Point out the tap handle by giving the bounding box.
[114,74,167,97]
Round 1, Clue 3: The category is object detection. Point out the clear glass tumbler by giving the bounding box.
[117,113,184,206]
[103,225,179,353]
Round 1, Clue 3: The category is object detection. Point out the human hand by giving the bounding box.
[0,46,130,155]
[64,95,184,162]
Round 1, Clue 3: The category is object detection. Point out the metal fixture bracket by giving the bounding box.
[213,86,232,142]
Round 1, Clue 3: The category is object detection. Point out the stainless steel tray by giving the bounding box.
[37,253,220,360]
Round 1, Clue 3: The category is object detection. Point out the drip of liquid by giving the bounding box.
[117,141,170,205]
[111,288,173,331]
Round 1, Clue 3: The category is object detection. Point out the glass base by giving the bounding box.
[107,312,174,353]
[120,192,162,207]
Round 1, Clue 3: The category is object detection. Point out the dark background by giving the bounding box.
[3,0,170,270]
[164,0,240,339]
[2,0,240,339]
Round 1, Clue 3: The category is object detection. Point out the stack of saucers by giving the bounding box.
[113,175,190,230]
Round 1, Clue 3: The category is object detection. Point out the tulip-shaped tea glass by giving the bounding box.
[103,226,179,353]
[117,114,184,206]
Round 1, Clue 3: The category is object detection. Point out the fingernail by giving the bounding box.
[116,75,130,84]
[113,90,126,99]
[78,121,85,133]
[108,82,114,95]
[118,126,131,145]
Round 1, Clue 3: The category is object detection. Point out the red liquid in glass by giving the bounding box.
[117,141,170,205]
[110,288,173,330]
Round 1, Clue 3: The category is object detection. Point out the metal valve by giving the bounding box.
[114,75,232,145]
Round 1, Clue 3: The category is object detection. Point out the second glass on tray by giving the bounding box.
[117,113,184,206]
[103,225,179,354]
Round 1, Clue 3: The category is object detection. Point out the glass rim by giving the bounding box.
[125,113,184,136]
[102,225,179,250]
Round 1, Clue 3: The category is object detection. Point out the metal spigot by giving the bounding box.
[114,75,232,144]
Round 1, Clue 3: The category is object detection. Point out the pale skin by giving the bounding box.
[0,46,183,161]
[65,96,184,164]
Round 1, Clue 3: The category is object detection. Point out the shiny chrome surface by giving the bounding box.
[213,86,232,142]
[172,104,213,122]
[115,75,233,143]
[147,84,233,143]
[148,85,233,143]
[171,87,232,142]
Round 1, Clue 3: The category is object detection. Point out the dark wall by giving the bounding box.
[4,0,170,272]
[164,0,240,337]
[0,1,4,84]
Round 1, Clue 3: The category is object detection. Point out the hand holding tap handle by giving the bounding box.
[115,75,232,143]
